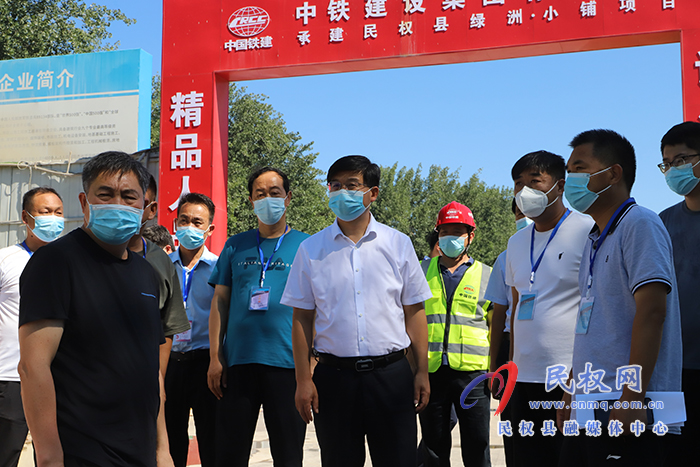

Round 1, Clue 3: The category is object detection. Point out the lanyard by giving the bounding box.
[586,198,635,297]
[256,227,288,287]
[141,237,147,259]
[182,264,197,303]
[21,241,33,257]
[529,209,571,290]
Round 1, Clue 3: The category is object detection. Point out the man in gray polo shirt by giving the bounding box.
[557,129,682,466]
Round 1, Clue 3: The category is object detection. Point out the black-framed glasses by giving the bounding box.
[328,181,367,192]
[658,154,700,174]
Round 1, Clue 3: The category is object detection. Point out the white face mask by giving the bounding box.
[515,183,559,219]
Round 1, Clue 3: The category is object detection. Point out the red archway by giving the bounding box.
[160,0,700,252]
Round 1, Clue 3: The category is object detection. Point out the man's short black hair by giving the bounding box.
[82,151,150,195]
[177,192,216,223]
[661,122,700,155]
[327,155,380,188]
[247,167,290,197]
[569,129,636,191]
[426,230,439,251]
[511,151,566,182]
[142,225,175,251]
[22,186,62,212]
[147,174,157,198]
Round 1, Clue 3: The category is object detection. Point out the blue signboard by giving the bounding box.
[0,49,152,157]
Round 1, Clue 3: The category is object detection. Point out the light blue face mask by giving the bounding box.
[87,202,144,245]
[253,196,287,225]
[564,167,612,213]
[438,235,468,259]
[515,218,533,231]
[176,225,208,250]
[328,189,370,222]
[665,160,700,196]
[27,213,64,243]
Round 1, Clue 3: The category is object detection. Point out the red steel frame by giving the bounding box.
[160,0,700,252]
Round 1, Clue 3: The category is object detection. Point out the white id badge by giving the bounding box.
[249,287,271,311]
[517,293,537,320]
[576,297,594,334]
[174,321,193,343]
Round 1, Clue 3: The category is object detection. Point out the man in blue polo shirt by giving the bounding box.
[208,167,308,467]
[166,193,218,467]
[557,129,682,466]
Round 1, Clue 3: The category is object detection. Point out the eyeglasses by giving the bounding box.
[328,181,367,192]
[658,154,700,174]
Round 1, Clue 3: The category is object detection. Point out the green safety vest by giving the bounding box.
[423,256,491,373]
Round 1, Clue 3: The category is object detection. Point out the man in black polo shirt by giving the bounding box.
[18,152,167,467]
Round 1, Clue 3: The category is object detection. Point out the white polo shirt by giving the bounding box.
[281,215,432,358]
[0,244,31,381]
[505,211,594,383]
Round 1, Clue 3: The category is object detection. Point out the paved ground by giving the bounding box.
[20,399,507,466]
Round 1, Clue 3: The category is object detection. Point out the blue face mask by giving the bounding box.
[328,189,370,222]
[176,226,208,250]
[665,160,700,196]
[28,213,64,243]
[515,218,533,231]
[254,196,287,225]
[86,202,144,245]
[564,167,612,213]
[439,235,468,259]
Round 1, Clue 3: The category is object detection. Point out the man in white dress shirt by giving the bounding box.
[281,155,433,467]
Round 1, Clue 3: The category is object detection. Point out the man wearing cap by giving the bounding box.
[419,201,493,467]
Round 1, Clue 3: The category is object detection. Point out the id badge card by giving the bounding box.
[249,287,271,311]
[174,321,193,343]
[517,293,537,320]
[576,297,594,334]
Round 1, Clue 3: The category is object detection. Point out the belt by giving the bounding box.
[315,349,406,372]
[170,349,210,362]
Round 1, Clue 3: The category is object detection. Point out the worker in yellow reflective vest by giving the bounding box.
[419,201,493,467]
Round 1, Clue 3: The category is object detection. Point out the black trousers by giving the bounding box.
[216,364,306,467]
[419,366,491,467]
[663,368,699,466]
[494,332,514,467]
[0,381,28,467]
[165,351,217,467]
[313,356,416,467]
[510,382,563,467]
[559,429,666,466]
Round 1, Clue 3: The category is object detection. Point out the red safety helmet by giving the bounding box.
[435,201,476,230]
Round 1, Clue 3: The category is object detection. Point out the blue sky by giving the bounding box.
[105,0,687,214]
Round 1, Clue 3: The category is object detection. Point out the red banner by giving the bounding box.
[161,0,700,252]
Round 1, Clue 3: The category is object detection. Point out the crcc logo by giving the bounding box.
[228,6,270,38]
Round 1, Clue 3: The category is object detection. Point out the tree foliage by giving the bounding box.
[373,164,514,266]
[151,79,512,257]
[0,0,134,60]
[225,84,334,236]
[151,75,161,148]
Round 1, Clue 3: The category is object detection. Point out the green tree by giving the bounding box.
[373,164,513,265]
[0,0,134,60]
[226,84,334,236]
[151,75,160,148]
